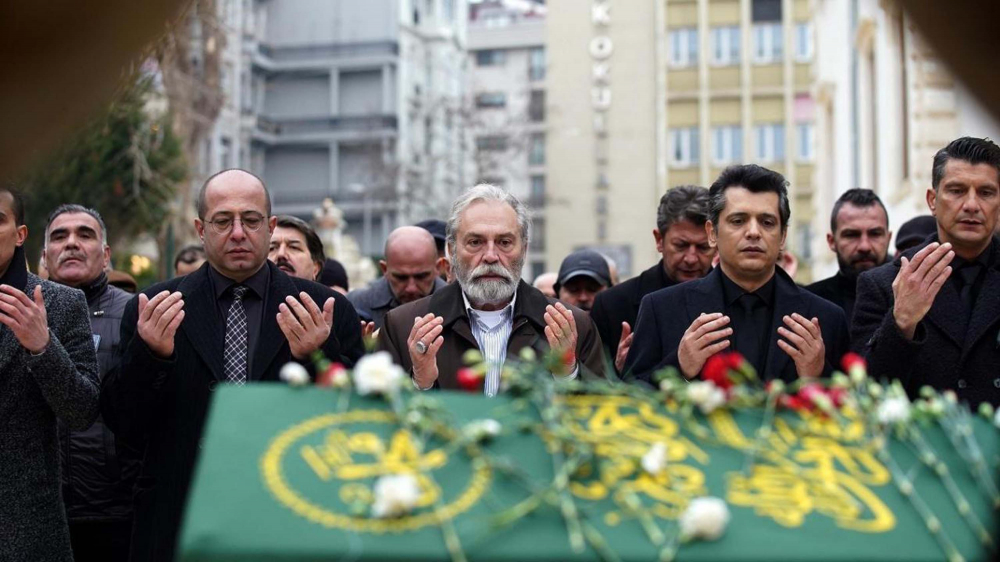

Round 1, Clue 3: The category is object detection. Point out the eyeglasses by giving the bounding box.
[207,213,266,234]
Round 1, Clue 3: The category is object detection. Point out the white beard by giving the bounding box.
[454,256,523,307]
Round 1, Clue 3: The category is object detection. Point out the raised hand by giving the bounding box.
[137,290,185,358]
[614,321,633,373]
[0,285,51,354]
[777,313,825,379]
[544,303,578,373]
[277,292,334,359]
[408,313,444,389]
[892,242,954,339]
[677,312,731,379]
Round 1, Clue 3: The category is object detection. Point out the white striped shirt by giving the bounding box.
[462,292,516,397]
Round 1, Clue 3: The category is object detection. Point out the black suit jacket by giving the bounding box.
[100,262,365,562]
[623,267,849,383]
[590,262,675,373]
[805,271,857,327]
[852,237,1000,406]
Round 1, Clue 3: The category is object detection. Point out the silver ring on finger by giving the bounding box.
[414,340,428,354]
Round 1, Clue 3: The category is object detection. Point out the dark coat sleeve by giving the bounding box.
[100,292,174,443]
[589,291,618,364]
[851,269,923,388]
[574,309,609,381]
[29,286,100,430]
[622,293,670,383]
[325,289,365,367]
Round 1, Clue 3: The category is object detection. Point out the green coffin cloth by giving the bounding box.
[178,386,999,562]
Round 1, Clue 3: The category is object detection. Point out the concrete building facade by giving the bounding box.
[811,0,1000,278]
[208,0,469,256]
[546,0,817,280]
[466,0,548,279]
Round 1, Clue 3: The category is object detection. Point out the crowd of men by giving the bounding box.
[3,136,999,561]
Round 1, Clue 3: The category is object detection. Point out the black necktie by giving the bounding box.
[958,263,982,322]
[224,285,249,385]
[735,293,764,372]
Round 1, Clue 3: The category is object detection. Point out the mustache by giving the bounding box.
[59,251,88,265]
[470,263,516,282]
[274,257,296,272]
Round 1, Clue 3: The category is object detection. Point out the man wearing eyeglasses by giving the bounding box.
[101,169,365,562]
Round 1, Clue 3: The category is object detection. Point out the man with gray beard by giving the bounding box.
[378,184,607,393]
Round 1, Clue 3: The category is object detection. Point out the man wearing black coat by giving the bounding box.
[102,170,365,562]
[853,137,1000,406]
[806,188,892,327]
[590,185,715,373]
[624,165,849,384]
[44,204,138,562]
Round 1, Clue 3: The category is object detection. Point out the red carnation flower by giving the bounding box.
[841,352,866,373]
[456,367,484,392]
[702,353,733,390]
[317,362,348,387]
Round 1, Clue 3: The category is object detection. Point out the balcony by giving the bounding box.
[252,115,398,144]
[253,41,399,72]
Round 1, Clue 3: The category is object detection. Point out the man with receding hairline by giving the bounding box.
[102,169,365,562]
[348,225,446,331]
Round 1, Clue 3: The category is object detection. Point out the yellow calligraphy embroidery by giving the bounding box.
[713,410,895,533]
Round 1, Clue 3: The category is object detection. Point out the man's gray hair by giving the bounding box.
[446,184,531,253]
[45,204,109,246]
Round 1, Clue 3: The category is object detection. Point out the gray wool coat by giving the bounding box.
[0,273,100,562]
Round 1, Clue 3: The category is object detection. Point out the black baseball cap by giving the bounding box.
[554,250,612,293]
[895,215,937,253]
[415,219,447,252]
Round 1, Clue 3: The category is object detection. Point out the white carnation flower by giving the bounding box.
[279,362,310,387]
[371,474,421,518]
[352,352,405,396]
[876,397,912,425]
[680,496,730,541]
[465,419,502,442]
[687,381,726,414]
[641,442,668,476]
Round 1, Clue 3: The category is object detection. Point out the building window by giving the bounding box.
[530,175,545,205]
[528,133,545,166]
[752,23,783,64]
[475,92,507,108]
[530,219,545,251]
[670,127,700,167]
[797,122,815,161]
[475,49,506,66]
[529,90,545,122]
[529,47,546,81]
[711,26,741,66]
[795,23,813,62]
[220,138,232,169]
[712,125,742,165]
[443,0,455,22]
[476,135,508,151]
[755,123,785,162]
[669,28,698,68]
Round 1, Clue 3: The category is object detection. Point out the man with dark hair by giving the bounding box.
[591,185,716,373]
[173,244,206,277]
[0,188,100,562]
[806,188,892,324]
[43,203,138,562]
[348,226,446,330]
[268,215,326,281]
[625,164,849,383]
[854,137,1000,406]
[102,169,365,562]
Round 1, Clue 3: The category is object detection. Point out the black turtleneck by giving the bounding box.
[0,245,29,291]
